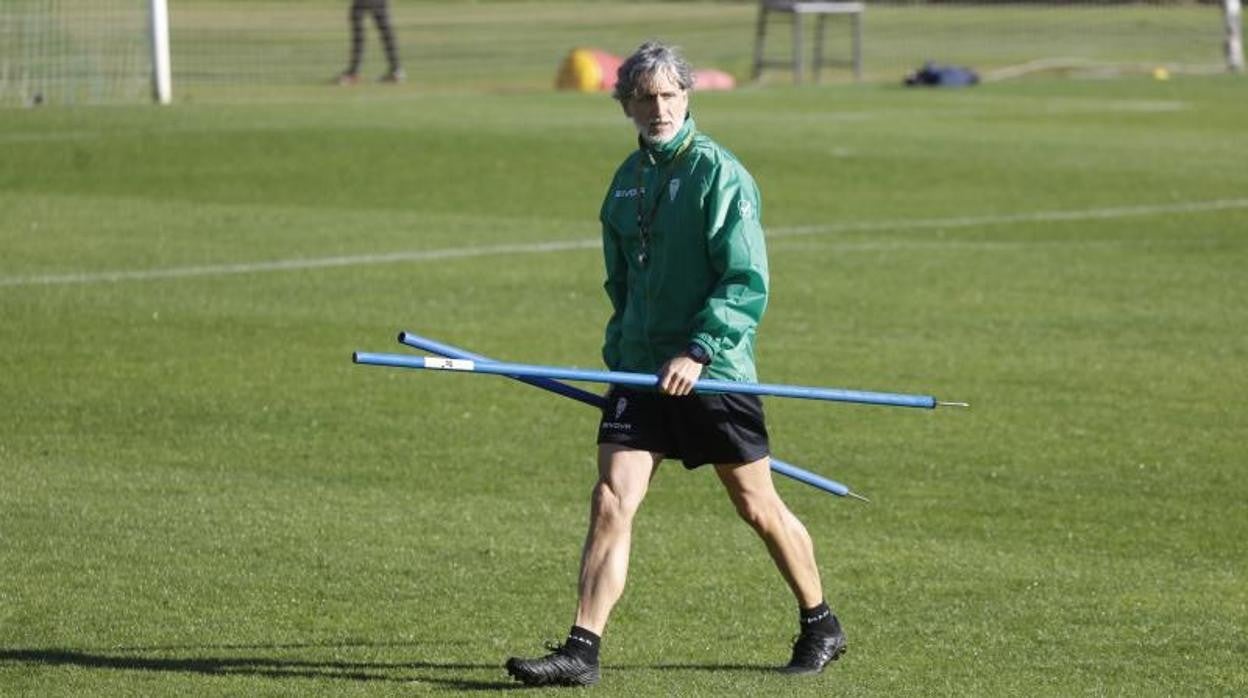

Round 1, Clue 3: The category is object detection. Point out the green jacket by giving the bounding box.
[599,116,769,383]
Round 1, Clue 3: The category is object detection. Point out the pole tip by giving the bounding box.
[847,491,871,503]
[351,352,361,364]
[937,400,970,408]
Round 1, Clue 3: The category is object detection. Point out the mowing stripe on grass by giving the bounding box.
[2,198,1245,287]
[770,198,1248,237]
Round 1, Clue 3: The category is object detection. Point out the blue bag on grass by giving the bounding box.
[904,61,979,87]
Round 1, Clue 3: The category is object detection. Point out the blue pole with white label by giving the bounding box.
[392,331,866,500]
[353,350,967,410]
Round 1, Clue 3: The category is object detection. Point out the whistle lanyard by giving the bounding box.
[635,131,694,266]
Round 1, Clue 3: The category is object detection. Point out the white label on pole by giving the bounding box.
[423,357,474,371]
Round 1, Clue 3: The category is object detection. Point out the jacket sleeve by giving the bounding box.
[601,214,628,371]
[689,161,769,362]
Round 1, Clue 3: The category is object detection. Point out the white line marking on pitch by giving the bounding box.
[2,198,1245,288]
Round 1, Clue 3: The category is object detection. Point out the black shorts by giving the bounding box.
[596,386,770,469]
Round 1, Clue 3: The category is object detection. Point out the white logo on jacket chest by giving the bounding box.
[669,178,681,201]
[738,198,755,219]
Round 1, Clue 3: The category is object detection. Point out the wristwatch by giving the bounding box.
[686,342,711,365]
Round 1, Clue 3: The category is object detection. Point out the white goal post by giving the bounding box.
[1228,0,1246,72]
[150,0,172,104]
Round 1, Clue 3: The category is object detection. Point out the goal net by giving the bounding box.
[168,1,1244,91]
[1,1,1240,106]
[0,0,157,107]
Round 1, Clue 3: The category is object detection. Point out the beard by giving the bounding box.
[636,121,677,145]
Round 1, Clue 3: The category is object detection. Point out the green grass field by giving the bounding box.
[2,3,1248,696]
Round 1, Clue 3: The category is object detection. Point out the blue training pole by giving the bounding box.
[392,331,866,501]
[353,350,961,409]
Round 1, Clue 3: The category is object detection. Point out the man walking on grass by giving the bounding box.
[504,41,847,687]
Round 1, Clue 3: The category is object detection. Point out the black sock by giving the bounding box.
[562,625,601,663]
[799,602,840,636]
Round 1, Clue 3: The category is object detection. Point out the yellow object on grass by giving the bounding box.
[556,48,606,92]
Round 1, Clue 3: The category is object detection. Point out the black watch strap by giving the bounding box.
[686,342,711,365]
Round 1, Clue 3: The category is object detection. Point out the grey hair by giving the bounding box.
[612,41,694,103]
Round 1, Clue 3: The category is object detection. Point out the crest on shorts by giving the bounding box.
[614,396,628,420]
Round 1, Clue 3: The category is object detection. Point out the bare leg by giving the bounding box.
[715,456,823,608]
[573,444,662,635]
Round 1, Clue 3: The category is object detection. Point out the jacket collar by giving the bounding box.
[640,115,696,165]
